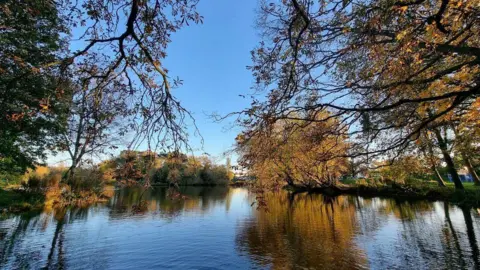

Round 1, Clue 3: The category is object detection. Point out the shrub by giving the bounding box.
[200,165,229,185]
[34,166,50,178]
[340,176,357,185]
[66,167,104,194]
[0,172,24,187]
[151,165,169,184]
[23,174,44,191]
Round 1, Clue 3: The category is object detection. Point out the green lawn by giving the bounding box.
[444,182,479,190]
[340,179,480,208]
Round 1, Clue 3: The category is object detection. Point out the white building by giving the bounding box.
[230,165,248,178]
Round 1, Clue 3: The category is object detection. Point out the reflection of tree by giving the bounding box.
[44,208,67,270]
[461,207,480,269]
[442,202,465,268]
[236,192,368,269]
[238,193,480,269]
[0,206,91,269]
[356,199,480,269]
[0,214,35,268]
[108,186,231,220]
[362,198,434,221]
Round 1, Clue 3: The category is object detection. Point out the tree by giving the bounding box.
[2,0,204,175]
[236,111,349,188]
[236,0,479,190]
[114,150,157,183]
[52,0,204,152]
[417,131,446,186]
[375,155,430,184]
[0,0,69,173]
[451,102,480,185]
[59,80,127,179]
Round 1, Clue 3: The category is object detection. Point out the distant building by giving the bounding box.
[231,165,248,178]
[447,168,474,182]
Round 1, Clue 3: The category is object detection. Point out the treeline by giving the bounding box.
[13,151,233,188]
[2,0,479,194]
[236,111,480,190]
[0,150,231,212]
[100,150,233,186]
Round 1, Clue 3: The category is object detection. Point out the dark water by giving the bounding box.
[1,187,479,269]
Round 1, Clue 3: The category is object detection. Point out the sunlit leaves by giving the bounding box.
[236,111,349,187]
[240,0,480,163]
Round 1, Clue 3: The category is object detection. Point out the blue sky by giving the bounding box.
[161,1,260,163]
[48,1,259,166]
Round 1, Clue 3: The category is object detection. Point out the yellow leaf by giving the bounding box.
[396,30,407,40]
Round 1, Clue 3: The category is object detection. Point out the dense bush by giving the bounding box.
[199,164,229,185]
[1,172,24,187]
[108,151,231,186]
[65,167,105,193]
[22,167,62,192]
[19,165,106,197]
[147,154,230,186]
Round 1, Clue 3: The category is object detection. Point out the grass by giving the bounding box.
[444,182,478,190]
[338,180,480,208]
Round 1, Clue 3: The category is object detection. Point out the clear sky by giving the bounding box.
[161,1,260,163]
[48,1,259,166]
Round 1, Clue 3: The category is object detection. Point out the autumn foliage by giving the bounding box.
[236,111,349,188]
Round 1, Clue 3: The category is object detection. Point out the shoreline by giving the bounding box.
[285,183,480,208]
[0,187,113,215]
[4,181,478,215]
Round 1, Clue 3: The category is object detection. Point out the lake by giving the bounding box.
[1,187,479,269]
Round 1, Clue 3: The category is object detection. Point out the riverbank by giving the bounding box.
[286,182,480,208]
[0,186,113,215]
[0,188,45,213]
[4,180,479,215]
[150,183,230,187]
[1,181,235,214]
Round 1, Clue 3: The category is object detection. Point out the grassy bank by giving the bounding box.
[1,166,115,214]
[0,186,114,215]
[289,181,480,208]
[0,188,45,213]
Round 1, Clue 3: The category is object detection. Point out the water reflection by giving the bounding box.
[0,187,479,269]
[108,186,231,218]
[237,192,480,269]
[0,186,239,269]
[236,193,368,269]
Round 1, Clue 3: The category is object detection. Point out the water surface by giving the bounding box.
[1,187,479,269]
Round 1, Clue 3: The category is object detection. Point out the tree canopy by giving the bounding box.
[236,111,349,187]
[0,0,69,173]
[238,0,479,159]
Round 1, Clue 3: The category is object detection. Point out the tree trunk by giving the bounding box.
[63,163,76,182]
[68,165,75,180]
[423,142,446,187]
[432,165,446,187]
[433,128,464,190]
[452,125,480,186]
[463,154,480,186]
